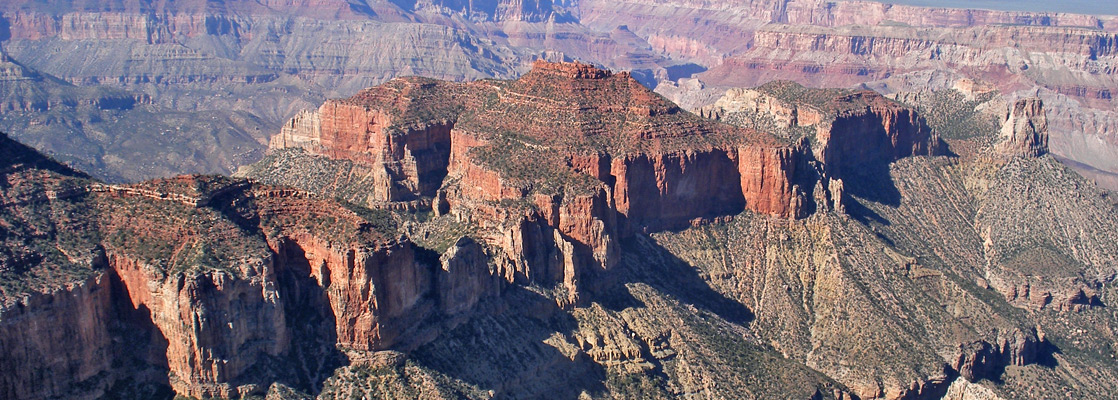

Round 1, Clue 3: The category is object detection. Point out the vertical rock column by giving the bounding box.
[108,252,289,399]
[0,274,115,399]
[737,144,810,219]
[997,98,1048,157]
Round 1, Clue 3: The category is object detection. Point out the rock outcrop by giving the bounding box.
[997,98,1049,157]
[2,0,1116,190]
[0,139,497,399]
[698,81,942,214]
[270,62,941,224]
[951,329,1040,382]
[0,274,115,399]
[262,62,945,301]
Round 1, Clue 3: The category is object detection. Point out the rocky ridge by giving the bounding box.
[0,132,500,399]
[255,61,944,302]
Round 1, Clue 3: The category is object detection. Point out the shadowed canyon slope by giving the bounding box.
[1,0,1117,190]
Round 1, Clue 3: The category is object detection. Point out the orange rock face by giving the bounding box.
[0,274,114,399]
[0,161,495,399]
[269,233,429,354]
[77,180,446,398]
[998,98,1049,157]
[107,250,288,398]
[737,144,810,219]
[268,62,940,300]
[700,81,944,214]
[273,97,454,201]
[270,62,805,292]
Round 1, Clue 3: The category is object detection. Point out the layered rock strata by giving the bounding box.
[2,0,1116,190]
[998,98,1049,157]
[5,57,1118,400]
[698,80,943,213]
[265,61,942,302]
[699,81,942,172]
[0,140,497,399]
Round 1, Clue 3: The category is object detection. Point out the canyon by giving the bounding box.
[0,0,1117,399]
[0,0,1116,190]
[3,61,1117,399]
[101,61,1118,399]
[0,60,1113,397]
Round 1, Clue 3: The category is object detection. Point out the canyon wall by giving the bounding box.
[821,95,941,175]
[106,251,287,398]
[0,162,498,399]
[0,274,114,400]
[272,62,923,227]
[270,83,457,201]
[572,0,1118,190]
[699,81,944,213]
[1,0,1115,186]
[262,62,944,306]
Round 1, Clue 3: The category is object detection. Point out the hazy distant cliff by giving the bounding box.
[1,0,1116,187]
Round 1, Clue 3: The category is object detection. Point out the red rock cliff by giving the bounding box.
[0,166,495,399]
[267,62,947,272]
[700,81,942,213]
[0,273,114,399]
[266,62,943,302]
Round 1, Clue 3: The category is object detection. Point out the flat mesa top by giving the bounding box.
[339,61,782,153]
[751,80,907,117]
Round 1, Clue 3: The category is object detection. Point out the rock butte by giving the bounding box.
[268,60,943,300]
